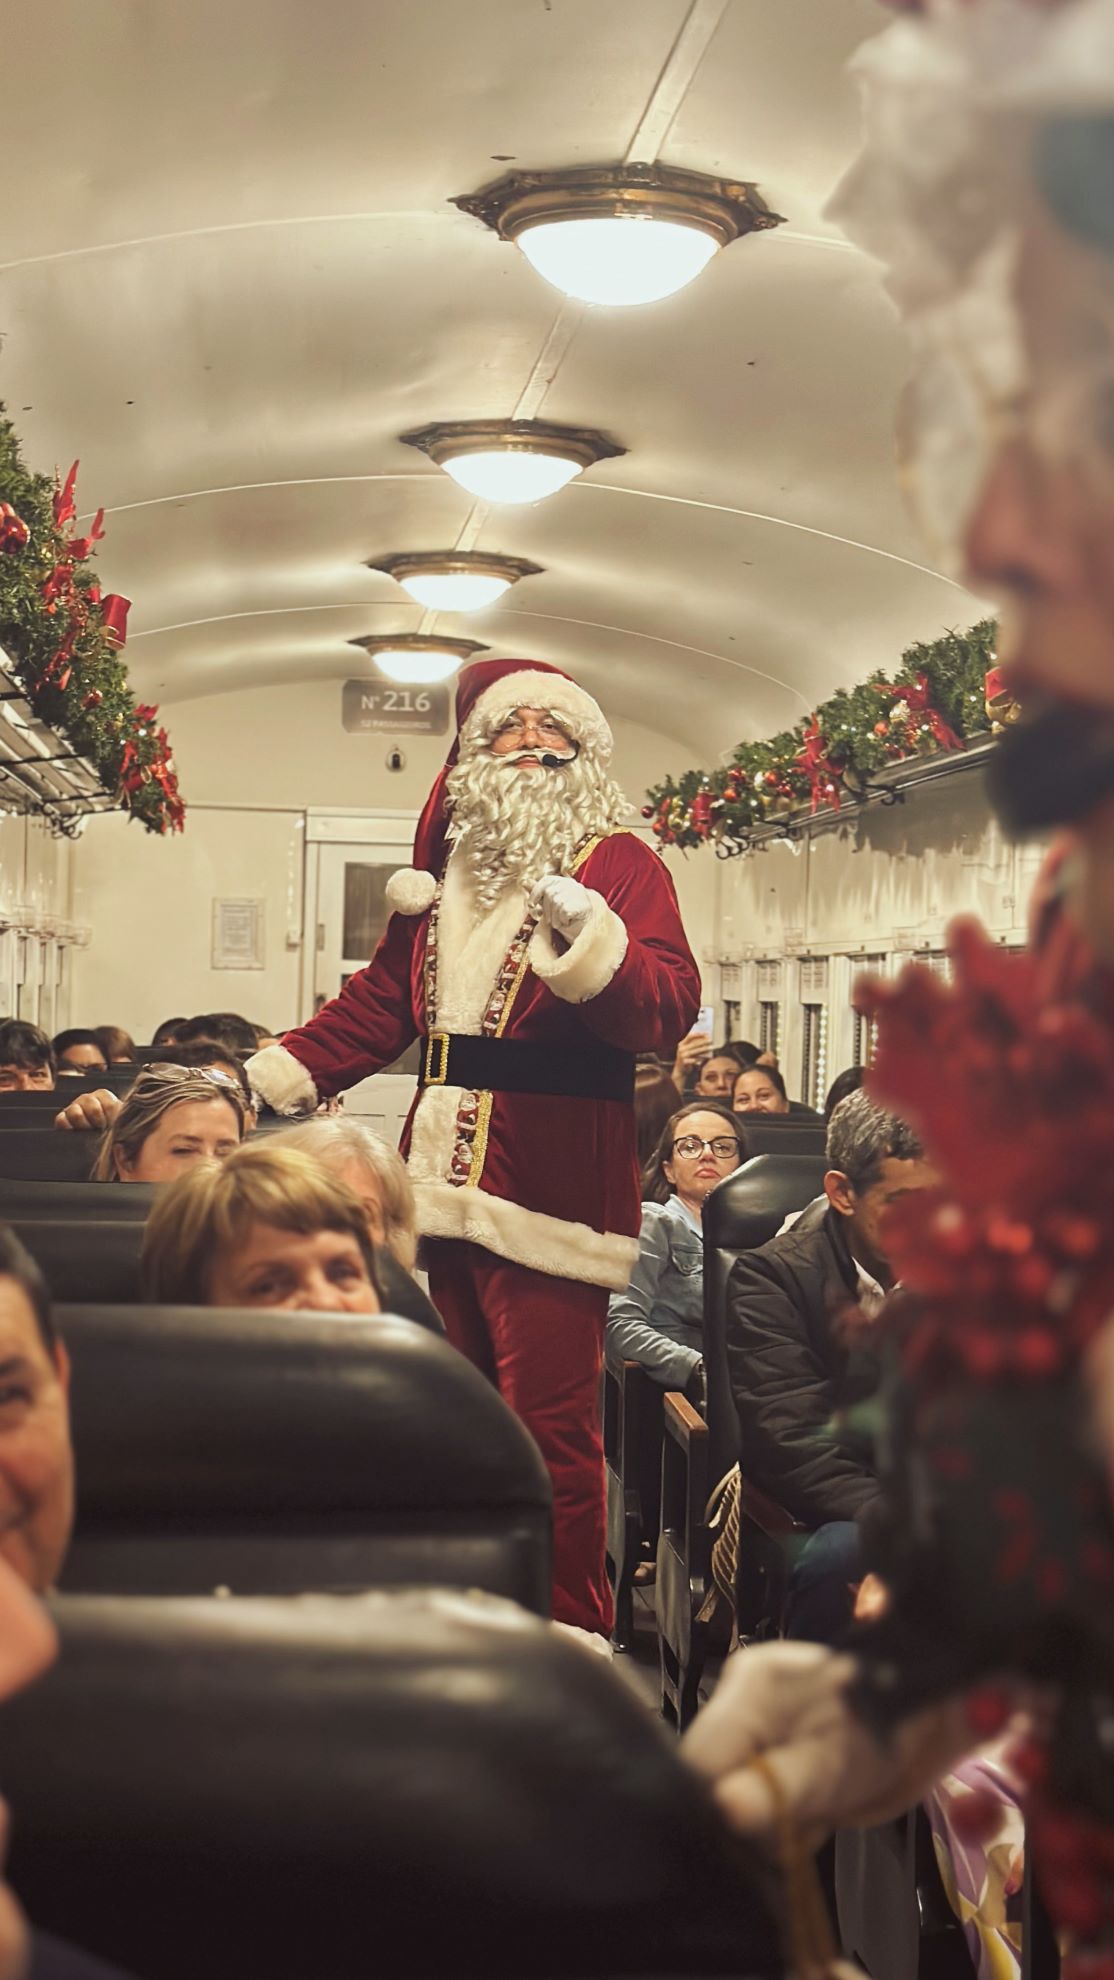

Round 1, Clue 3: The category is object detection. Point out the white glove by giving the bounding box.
[683,1641,981,1851]
[530,875,594,944]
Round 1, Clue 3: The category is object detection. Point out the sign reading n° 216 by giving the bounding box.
[342,681,450,735]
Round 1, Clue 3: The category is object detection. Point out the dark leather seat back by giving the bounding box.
[57,1306,553,1610]
[732,1116,826,1160]
[0,1133,100,1182]
[3,1591,780,1980]
[702,1154,828,1479]
[0,1179,155,1222]
[54,1065,138,1097]
[13,1221,143,1304]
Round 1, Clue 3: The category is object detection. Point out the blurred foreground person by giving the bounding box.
[686,5,1114,1974]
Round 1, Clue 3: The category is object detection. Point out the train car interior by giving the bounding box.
[0,0,1096,1975]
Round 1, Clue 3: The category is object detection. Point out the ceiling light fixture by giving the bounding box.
[348,633,489,686]
[452,163,784,308]
[366,550,544,613]
[399,418,626,506]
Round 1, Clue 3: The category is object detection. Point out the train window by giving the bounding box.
[801,1004,828,1112]
[799,960,829,1111]
[756,961,782,1059]
[852,954,886,1066]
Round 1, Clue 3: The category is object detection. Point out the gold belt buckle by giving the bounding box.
[424,1030,450,1085]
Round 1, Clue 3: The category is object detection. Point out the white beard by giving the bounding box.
[445,743,629,914]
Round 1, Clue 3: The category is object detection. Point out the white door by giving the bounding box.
[304,814,419,1147]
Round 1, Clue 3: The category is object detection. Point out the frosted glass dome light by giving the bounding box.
[348,632,489,686]
[374,648,465,685]
[443,449,581,506]
[517,216,719,306]
[367,551,544,610]
[451,162,783,310]
[400,571,510,610]
[399,419,627,506]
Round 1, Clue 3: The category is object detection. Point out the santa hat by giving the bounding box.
[385,658,612,915]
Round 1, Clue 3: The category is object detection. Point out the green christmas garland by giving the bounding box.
[643,619,999,853]
[0,405,184,835]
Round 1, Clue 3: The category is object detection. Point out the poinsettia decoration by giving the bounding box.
[0,404,184,835]
[643,620,997,851]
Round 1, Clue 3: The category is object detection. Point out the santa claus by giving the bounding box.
[247,657,701,1635]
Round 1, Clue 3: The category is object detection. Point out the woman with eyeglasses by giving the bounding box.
[606,1101,744,1407]
[91,1066,247,1183]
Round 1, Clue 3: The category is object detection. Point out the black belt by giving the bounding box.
[419,1031,633,1103]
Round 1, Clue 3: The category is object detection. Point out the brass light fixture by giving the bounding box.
[399,417,626,506]
[367,550,544,613]
[348,633,489,686]
[452,162,784,307]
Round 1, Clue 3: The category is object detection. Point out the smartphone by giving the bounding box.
[687,1005,715,1040]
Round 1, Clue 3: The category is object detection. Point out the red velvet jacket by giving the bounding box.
[267,834,701,1290]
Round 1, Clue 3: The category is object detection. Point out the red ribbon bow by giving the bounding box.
[795,716,842,813]
[884,672,962,751]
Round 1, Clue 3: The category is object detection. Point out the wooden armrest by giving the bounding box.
[663,1390,707,1451]
[740,1477,805,1538]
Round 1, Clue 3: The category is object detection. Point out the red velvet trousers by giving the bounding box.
[426,1238,613,1637]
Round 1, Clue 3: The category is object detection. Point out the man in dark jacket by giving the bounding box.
[725,1089,935,1641]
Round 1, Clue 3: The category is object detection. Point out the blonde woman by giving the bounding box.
[271,1116,418,1271]
[92,1066,246,1184]
[140,1143,381,1312]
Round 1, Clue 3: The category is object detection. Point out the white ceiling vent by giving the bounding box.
[799,958,830,1000]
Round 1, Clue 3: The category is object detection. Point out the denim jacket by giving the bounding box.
[606,1194,703,1391]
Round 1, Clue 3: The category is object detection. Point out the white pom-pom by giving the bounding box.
[385,868,438,916]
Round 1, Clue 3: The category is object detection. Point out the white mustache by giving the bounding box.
[501,746,577,766]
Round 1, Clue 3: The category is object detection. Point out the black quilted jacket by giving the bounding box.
[724,1205,882,1528]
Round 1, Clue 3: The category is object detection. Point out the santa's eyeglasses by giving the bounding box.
[493,712,572,746]
[671,1134,740,1159]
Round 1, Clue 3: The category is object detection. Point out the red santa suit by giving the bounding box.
[248,659,701,1633]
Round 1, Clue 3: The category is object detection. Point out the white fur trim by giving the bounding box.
[527,889,628,1005]
[385,867,438,916]
[244,1044,319,1117]
[435,854,528,1033]
[416,1180,638,1293]
[463,670,612,762]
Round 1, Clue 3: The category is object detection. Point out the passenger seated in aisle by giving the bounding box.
[55,1041,252,1133]
[91,1067,246,1183]
[733,1062,821,1122]
[0,1022,55,1094]
[91,1026,135,1066]
[140,1143,384,1314]
[823,1064,864,1123]
[271,1118,445,1331]
[172,1011,259,1057]
[51,1032,107,1078]
[607,1101,744,1405]
[725,1089,935,1643]
[0,1228,73,1594]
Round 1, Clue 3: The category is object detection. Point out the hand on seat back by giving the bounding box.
[683,1640,980,1851]
[529,876,593,944]
[54,1089,120,1133]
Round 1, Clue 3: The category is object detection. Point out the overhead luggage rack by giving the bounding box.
[717,736,997,857]
[0,646,114,836]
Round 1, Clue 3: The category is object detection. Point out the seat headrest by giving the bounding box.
[2,1590,781,1980]
[704,1154,829,1252]
[0,1179,155,1222]
[0,1134,99,1183]
[733,1117,826,1160]
[59,1306,551,1513]
[13,1221,142,1304]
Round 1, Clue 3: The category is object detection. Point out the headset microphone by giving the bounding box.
[540,743,580,770]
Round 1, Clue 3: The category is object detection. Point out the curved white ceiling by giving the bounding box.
[1,0,989,757]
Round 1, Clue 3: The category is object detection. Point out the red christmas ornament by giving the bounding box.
[99,593,130,649]
[873,720,889,737]
[82,690,103,711]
